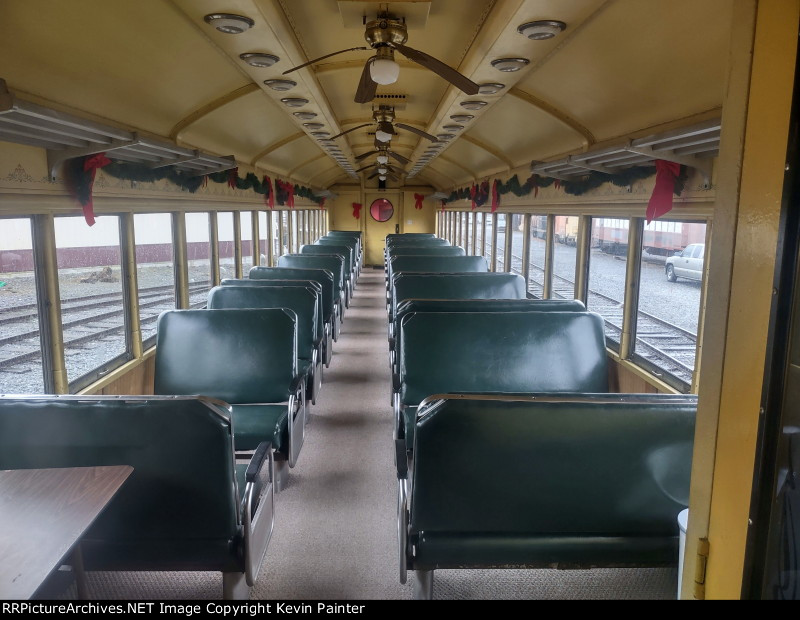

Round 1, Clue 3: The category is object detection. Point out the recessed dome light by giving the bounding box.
[517,20,566,40]
[204,13,254,34]
[311,131,330,138]
[450,114,474,123]
[240,53,279,67]
[478,83,505,95]
[281,97,309,107]
[436,134,455,141]
[460,100,487,110]
[293,111,318,120]
[490,57,530,72]
[303,122,324,130]
[443,124,464,132]
[264,78,296,91]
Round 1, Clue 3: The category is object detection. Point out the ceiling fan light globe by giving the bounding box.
[376,155,389,164]
[375,129,393,142]
[378,167,388,174]
[379,175,387,181]
[370,57,400,85]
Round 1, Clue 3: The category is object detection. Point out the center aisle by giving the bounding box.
[255,268,407,599]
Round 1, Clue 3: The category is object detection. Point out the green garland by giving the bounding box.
[446,166,689,205]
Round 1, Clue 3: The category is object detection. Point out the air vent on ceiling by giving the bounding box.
[374,93,407,99]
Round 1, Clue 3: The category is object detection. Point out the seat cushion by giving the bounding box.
[229,404,289,452]
[403,406,418,444]
[235,463,247,503]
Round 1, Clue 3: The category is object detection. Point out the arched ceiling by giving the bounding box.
[0,0,733,191]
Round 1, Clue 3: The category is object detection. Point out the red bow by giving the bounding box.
[227,167,238,189]
[469,184,477,210]
[286,182,295,208]
[441,200,446,213]
[81,153,112,226]
[646,160,682,223]
[490,179,500,212]
[263,176,274,209]
[413,193,424,210]
[319,197,326,209]
[352,202,362,219]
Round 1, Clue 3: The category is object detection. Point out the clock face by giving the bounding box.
[369,198,394,222]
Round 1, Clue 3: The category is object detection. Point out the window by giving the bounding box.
[55,215,129,388]
[134,213,175,345]
[633,220,707,389]
[527,215,547,298]
[551,216,578,299]
[475,212,483,255]
[217,212,235,281]
[0,217,45,394]
[495,213,508,271]
[240,211,253,275]
[507,214,523,276]
[258,211,268,266]
[484,213,493,262]
[586,217,629,348]
[185,212,211,308]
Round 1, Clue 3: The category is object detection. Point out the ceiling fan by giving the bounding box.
[330,105,438,143]
[283,14,479,103]
[355,141,410,165]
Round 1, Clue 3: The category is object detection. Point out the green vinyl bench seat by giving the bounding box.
[297,248,352,309]
[0,395,274,600]
[229,403,288,452]
[304,243,355,302]
[209,284,323,406]
[318,236,361,280]
[154,308,305,468]
[398,393,697,599]
[385,255,487,302]
[395,310,608,443]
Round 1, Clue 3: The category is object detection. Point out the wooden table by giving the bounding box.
[0,465,133,600]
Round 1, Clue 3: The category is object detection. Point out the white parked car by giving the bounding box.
[666,243,705,282]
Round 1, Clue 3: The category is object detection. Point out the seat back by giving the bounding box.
[248,264,342,321]
[273,256,344,302]
[387,237,449,249]
[411,394,696,536]
[388,255,487,282]
[0,395,239,549]
[208,285,318,361]
[305,242,353,274]
[386,246,466,259]
[154,308,296,404]
[221,278,324,341]
[400,311,608,406]
[391,272,526,318]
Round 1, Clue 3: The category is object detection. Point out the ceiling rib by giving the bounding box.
[288,152,328,177]
[459,134,514,170]
[250,132,306,166]
[169,84,261,140]
[508,87,596,147]
[438,154,476,180]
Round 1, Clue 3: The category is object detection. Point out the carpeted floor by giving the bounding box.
[53,269,678,600]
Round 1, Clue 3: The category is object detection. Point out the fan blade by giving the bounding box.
[393,43,479,95]
[386,173,400,181]
[330,123,372,140]
[395,123,439,143]
[367,171,380,180]
[388,150,410,165]
[354,58,378,104]
[355,150,378,161]
[355,163,375,173]
[283,47,368,74]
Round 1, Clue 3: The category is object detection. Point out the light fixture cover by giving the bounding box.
[443,124,464,132]
[379,175,387,181]
[375,129,393,143]
[311,131,330,137]
[281,97,309,107]
[369,57,400,85]
[450,114,474,123]
[517,20,566,40]
[293,111,318,120]
[460,100,487,110]
[436,134,455,141]
[303,122,324,130]
[478,83,505,95]
[204,13,254,34]
[491,57,530,72]
[240,53,279,67]
[378,167,388,174]
[376,155,389,164]
[264,79,296,91]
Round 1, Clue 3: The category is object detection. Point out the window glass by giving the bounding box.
[551,216,578,299]
[495,214,508,271]
[634,220,707,389]
[474,212,482,255]
[240,211,253,274]
[587,218,630,347]
[527,215,547,298]
[217,212,235,281]
[185,212,211,308]
[55,215,128,386]
[134,213,175,345]
[507,214,523,275]
[484,213,493,262]
[258,211,268,266]
[0,217,45,393]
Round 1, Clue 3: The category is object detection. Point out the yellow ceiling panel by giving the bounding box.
[263,137,325,180]
[0,0,248,137]
[517,0,732,142]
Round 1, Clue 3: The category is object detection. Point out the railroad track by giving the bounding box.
[0,282,210,372]
[506,249,696,386]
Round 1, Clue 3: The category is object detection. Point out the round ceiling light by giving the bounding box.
[281,97,308,107]
[478,83,505,95]
[436,134,455,141]
[450,114,474,123]
[517,20,566,40]
[379,175,387,181]
[378,167,388,174]
[264,79,296,91]
[375,130,393,143]
[204,13,254,34]
[370,57,400,85]
[293,111,317,120]
[490,57,530,72]
[443,124,464,132]
[240,53,279,67]
[460,100,487,110]
[376,155,389,164]
[311,131,330,138]
[302,122,324,130]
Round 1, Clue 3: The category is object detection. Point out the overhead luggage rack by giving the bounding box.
[531,118,720,188]
[0,79,236,180]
